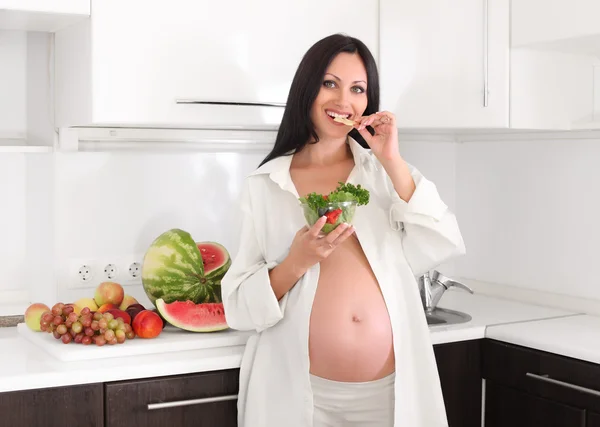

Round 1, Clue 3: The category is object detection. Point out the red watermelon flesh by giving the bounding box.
[155,298,229,332]
[196,242,231,279]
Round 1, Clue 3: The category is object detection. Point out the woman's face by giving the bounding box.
[310,52,369,141]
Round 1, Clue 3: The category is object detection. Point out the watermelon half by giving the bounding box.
[141,229,232,305]
[197,241,231,284]
[155,298,229,332]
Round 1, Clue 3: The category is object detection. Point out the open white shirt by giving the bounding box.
[221,137,466,427]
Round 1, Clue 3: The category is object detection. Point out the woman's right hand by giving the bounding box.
[285,216,356,275]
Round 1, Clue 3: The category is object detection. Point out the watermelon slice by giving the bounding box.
[155,299,229,332]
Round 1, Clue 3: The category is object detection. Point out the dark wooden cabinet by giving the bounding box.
[104,368,239,427]
[485,380,585,427]
[0,383,103,427]
[588,412,600,427]
[7,338,600,426]
[483,339,600,427]
[434,339,483,427]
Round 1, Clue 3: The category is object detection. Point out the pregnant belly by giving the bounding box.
[308,239,395,382]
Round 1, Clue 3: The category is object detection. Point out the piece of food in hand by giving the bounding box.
[333,116,356,126]
[298,182,370,234]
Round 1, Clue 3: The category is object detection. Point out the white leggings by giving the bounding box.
[311,373,395,427]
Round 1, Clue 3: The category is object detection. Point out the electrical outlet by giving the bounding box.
[115,254,145,285]
[103,263,118,280]
[128,262,142,279]
[67,258,98,289]
[67,255,144,289]
[78,264,94,282]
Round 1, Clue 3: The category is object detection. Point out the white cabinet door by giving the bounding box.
[55,0,378,129]
[512,0,600,47]
[379,0,509,128]
[0,0,90,32]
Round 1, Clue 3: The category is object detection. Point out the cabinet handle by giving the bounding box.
[175,100,285,108]
[483,0,489,107]
[147,394,238,410]
[526,373,600,397]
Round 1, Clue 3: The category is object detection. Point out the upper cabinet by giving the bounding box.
[379,0,600,131]
[510,0,600,130]
[379,0,510,129]
[511,0,600,47]
[0,0,90,32]
[54,0,378,129]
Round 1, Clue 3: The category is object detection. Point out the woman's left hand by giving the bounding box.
[354,111,400,163]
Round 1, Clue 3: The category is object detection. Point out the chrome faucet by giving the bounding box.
[418,270,474,313]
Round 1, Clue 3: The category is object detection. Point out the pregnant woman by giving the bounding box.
[221,33,465,427]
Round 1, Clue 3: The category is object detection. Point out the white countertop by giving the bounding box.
[429,289,578,344]
[486,314,600,364]
[0,290,580,393]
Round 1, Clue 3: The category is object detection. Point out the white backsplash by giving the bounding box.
[5,132,600,315]
[0,138,458,313]
[54,151,268,306]
[0,155,27,293]
[455,135,600,302]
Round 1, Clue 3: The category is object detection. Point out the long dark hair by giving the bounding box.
[259,33,379,167]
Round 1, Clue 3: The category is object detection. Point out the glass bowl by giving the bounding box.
[300,200,357,234]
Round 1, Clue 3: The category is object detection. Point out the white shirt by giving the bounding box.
[221,137,466,427]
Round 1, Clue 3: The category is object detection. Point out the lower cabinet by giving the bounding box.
[485,380,585,427]
[434,339,483,427]
[483,339,600,427]
[105,369,239,427]
[16,338,600,427]
[0,343,481,427]
[0,383,103,427]
[588,412,600,427]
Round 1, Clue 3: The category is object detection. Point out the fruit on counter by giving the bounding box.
[64,303,81,315]
[118,294,138,311]
[24,303,51,332]
[151,308,167,329]
[97,303,118,313]
[94,281,124,307]
[197,241,232,287]
[74,297,98,312]
[106,308,131,325]
[131,310,163,339]
[155,299,229,332]
[141,228,223,304]
[40,303,136,345]
[125,303,146,322]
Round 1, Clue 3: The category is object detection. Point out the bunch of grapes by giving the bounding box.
[40,303,136,346]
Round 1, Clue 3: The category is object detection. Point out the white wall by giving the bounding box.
[454,134,600,304]
[0,136,457,314]
[0,30,27,139]
[4,131,599,315]
[0,155,27,294]
[53,150,268,307]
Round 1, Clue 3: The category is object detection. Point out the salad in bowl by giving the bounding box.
[298,182,370,234]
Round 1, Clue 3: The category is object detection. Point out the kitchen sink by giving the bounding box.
[426,307,472,326]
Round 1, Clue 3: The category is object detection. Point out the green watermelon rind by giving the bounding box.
[155,298,229,333]
[142,229,220,305]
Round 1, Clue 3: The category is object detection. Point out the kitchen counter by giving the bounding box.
[430,289,578,344]
[0,290,580,393]
[486,314,600,365]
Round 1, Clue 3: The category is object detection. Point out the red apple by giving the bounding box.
[94,282,124,307]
